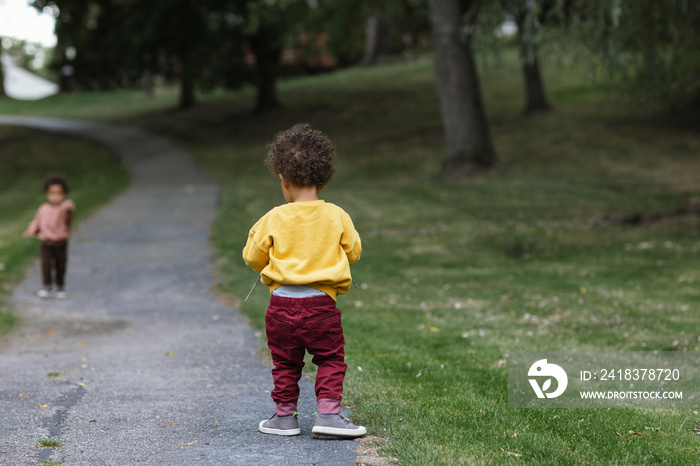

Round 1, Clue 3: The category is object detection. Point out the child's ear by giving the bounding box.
[278,174,287,186]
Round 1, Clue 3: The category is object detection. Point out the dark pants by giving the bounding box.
[265,295,347,407]
[41,242,68,287]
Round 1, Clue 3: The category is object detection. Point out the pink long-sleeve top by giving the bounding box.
[26,200,75,244]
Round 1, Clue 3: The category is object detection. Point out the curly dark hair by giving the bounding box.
[265,123,336,187]
[43,175,70,194]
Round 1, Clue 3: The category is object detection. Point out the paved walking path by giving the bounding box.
[0,116,360,465]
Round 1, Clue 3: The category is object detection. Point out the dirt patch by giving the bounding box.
[355,436,398,465]
[590,196,700,227]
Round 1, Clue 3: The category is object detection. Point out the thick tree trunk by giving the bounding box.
[428,0,498,173]
[250,27,281,112]
[515,10,551,115]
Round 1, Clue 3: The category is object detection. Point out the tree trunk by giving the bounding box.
[515,9,551,114]
[0,59,5,98]
[142,70,154,98]
[427,0,498,173]
[249,27,281,112]
[179,67,196,110]
[362,13,389,66]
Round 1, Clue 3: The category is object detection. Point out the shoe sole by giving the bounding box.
[312,425,367,437]
[259,420,300,436]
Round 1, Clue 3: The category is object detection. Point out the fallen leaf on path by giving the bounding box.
[18,394,27,397]
[36,404,48,408]
[164,352,176,356]
[1,378,7,382]
[75,342,87,347]
[167,420,174,425]
[78,383,85,387]
[90,419,97,423]
[178,441,197,448]
[46,330,56,335]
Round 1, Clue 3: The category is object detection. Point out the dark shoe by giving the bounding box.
[259,413,300,436]
[312,413,366,438]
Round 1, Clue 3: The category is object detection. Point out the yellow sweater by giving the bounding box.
[242,200,362,301]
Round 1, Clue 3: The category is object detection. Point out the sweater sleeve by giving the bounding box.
[26,207,41,236]
[242,215,272,273]
[340,211,362,265]
[64,200,75,228]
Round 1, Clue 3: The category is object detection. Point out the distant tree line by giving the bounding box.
[10,0,700,175]
[26,0,432,112]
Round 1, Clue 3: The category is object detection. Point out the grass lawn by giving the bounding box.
[2,46,699,463]
[0,127,129,334]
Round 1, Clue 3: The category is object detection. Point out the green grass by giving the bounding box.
[2,47,699,463]
[0,127,130,334]
[35,438,63,448]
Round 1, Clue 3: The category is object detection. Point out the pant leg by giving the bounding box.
[40,244,52,286]
[265,302,305,406]
[303,301,347,406]
[54,243,67,288]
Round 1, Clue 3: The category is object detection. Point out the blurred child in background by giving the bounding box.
[23,175,74,299]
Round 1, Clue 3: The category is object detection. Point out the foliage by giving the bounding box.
[308,0,430,66]
[570,0,700,108]
[30,0,250,96]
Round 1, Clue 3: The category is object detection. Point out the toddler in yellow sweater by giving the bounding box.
[243,123,366,438]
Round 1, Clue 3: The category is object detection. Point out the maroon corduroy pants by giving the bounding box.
[265,295,347,412]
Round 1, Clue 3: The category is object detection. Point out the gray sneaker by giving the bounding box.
[312,413,367,438]
[37,287,52,299]
[259,413,301,436]
[55,287,67,299]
